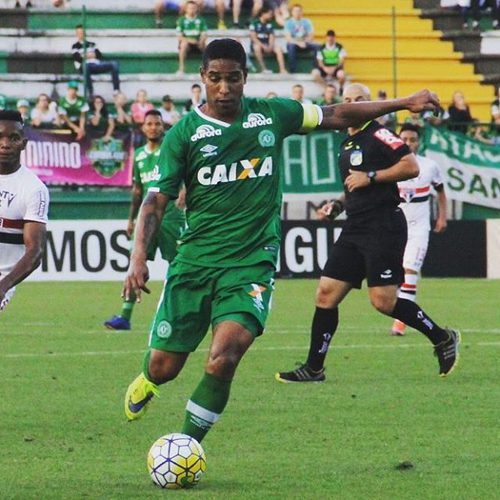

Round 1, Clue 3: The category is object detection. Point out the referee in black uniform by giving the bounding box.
[277,83,460,382]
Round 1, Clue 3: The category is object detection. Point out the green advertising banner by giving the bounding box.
[423,126,500,210]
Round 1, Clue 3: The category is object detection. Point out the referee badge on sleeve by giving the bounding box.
[350,150,363,166]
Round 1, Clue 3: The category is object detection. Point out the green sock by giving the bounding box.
[120,297,135,321]
[182,373,232,443]
[142,350,152,381]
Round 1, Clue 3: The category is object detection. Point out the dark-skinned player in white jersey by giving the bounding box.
[122,40,444,448]
[276,83,459,383]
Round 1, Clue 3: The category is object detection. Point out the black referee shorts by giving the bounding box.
[322,207,407,288]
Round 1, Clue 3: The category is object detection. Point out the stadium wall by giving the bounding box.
[30,219,498,281]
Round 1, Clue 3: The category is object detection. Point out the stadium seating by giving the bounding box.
[301,0,497,121]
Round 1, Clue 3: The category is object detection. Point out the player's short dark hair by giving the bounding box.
[75,24,83,29]
[191,83,201,90]
[144,109,162,119]
[399,123,421,136]
[202,39,247,71]
[0,110,24,125]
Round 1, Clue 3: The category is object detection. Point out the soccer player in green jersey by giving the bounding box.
[123,39,441,445]
[104,110,185,330]
[176,0,208,75]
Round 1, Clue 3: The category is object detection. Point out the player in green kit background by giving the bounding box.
[104,110,185,330]
[123,39,441,447]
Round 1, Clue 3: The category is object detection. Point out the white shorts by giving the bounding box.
[403,228,429,272]
[0,287,15,312]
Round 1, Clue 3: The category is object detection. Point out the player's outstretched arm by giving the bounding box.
[0,222,46,302]
[123,191,169,302]
[319,89,440,130]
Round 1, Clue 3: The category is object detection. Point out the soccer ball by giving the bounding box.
[147,433,206,489]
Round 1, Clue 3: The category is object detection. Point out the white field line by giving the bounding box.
[2,342,499,359]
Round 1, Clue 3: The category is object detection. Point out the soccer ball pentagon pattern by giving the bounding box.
[147,433,207,489]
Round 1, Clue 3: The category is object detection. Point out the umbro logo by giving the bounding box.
[380,269,392,279]
[200,144,218,157]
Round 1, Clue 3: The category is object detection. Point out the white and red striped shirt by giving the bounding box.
[0,165,49,274]
[398,155,443,232]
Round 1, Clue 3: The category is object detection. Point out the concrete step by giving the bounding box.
[0,72,325,103]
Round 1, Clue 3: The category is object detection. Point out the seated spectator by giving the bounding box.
[316,83,341,106]
[375,89,397,130]
[158,94,181,127]
[30,93,61,129]
[87,95,115,142]
[404,111,425,129]
[72,24,121,97]
[284,4,320,73]
[58,80,89,140]
[131,89,154,126]
[155,0,227,29]
[314,30,346,92]
[249,4,288,74]
[448,90,475,134]
[270,0,290,27]
[15,1,32,7]
[422,106,449,127]
[183,83,206,114]
[112,91,133,132]
[291,83,312,104]
[232,0,263,28]
[16,99,31,124]
[176,1,208,75]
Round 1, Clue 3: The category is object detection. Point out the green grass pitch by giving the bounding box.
[1,278,499,499]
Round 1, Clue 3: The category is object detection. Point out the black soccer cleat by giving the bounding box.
[275,363,325,383]
[434,328,461,377]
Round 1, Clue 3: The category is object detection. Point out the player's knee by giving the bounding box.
[206,350,240,380]
[370,294,397,315]
[315,283,335,308]
[148,353,180,384]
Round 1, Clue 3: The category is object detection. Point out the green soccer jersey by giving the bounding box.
[133,145,184,237]
[176,15,207,40]
[154,96,314,267]
[58,95,89,122]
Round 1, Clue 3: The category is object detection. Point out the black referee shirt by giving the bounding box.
[338,120,411,216]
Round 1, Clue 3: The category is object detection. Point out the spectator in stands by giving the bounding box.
[314,30,346,92]
[493,0,500,29]
[232,0,263,28]
[176,0,207,75]
[155,0,227,30]
[72,24,121,97]
[131,89,154,126]
[158,95,181,127]
[176,1,208,75]
[422,106,449,127]
[269,0,290,27]
[249,4,288,74]
[448,90,475,134]
[404,111,425,129]
[284,4,320,73]
[0,95,6,111]
[266,91,278,98]
[87,95,115,142]
[291,83,312,104]
[30,93,61,129]
[183,83,205,113]
[15,1,33,7]
[113,91,133,132]
[316,83,341,106]
[58,80,89,140]
[16,99,31,124]
[375,89,397,130]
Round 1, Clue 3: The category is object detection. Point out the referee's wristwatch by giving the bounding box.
[367,171,377,185]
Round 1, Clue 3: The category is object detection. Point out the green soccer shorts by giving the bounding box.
[148,260,276,352]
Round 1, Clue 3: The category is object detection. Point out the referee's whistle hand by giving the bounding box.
[345,169,370,192]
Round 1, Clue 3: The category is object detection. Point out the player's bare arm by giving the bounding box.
[126,183,143,238]
[345,154,419,192]
[434,187,448,233]
[0,221,46,302]
[123,190,169,301]
[319,90,440,130]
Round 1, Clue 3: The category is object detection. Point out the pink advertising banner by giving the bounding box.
[20,127,134,186]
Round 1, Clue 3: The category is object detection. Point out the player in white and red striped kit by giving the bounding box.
[0,110,49,312]
[391,123,447,336]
